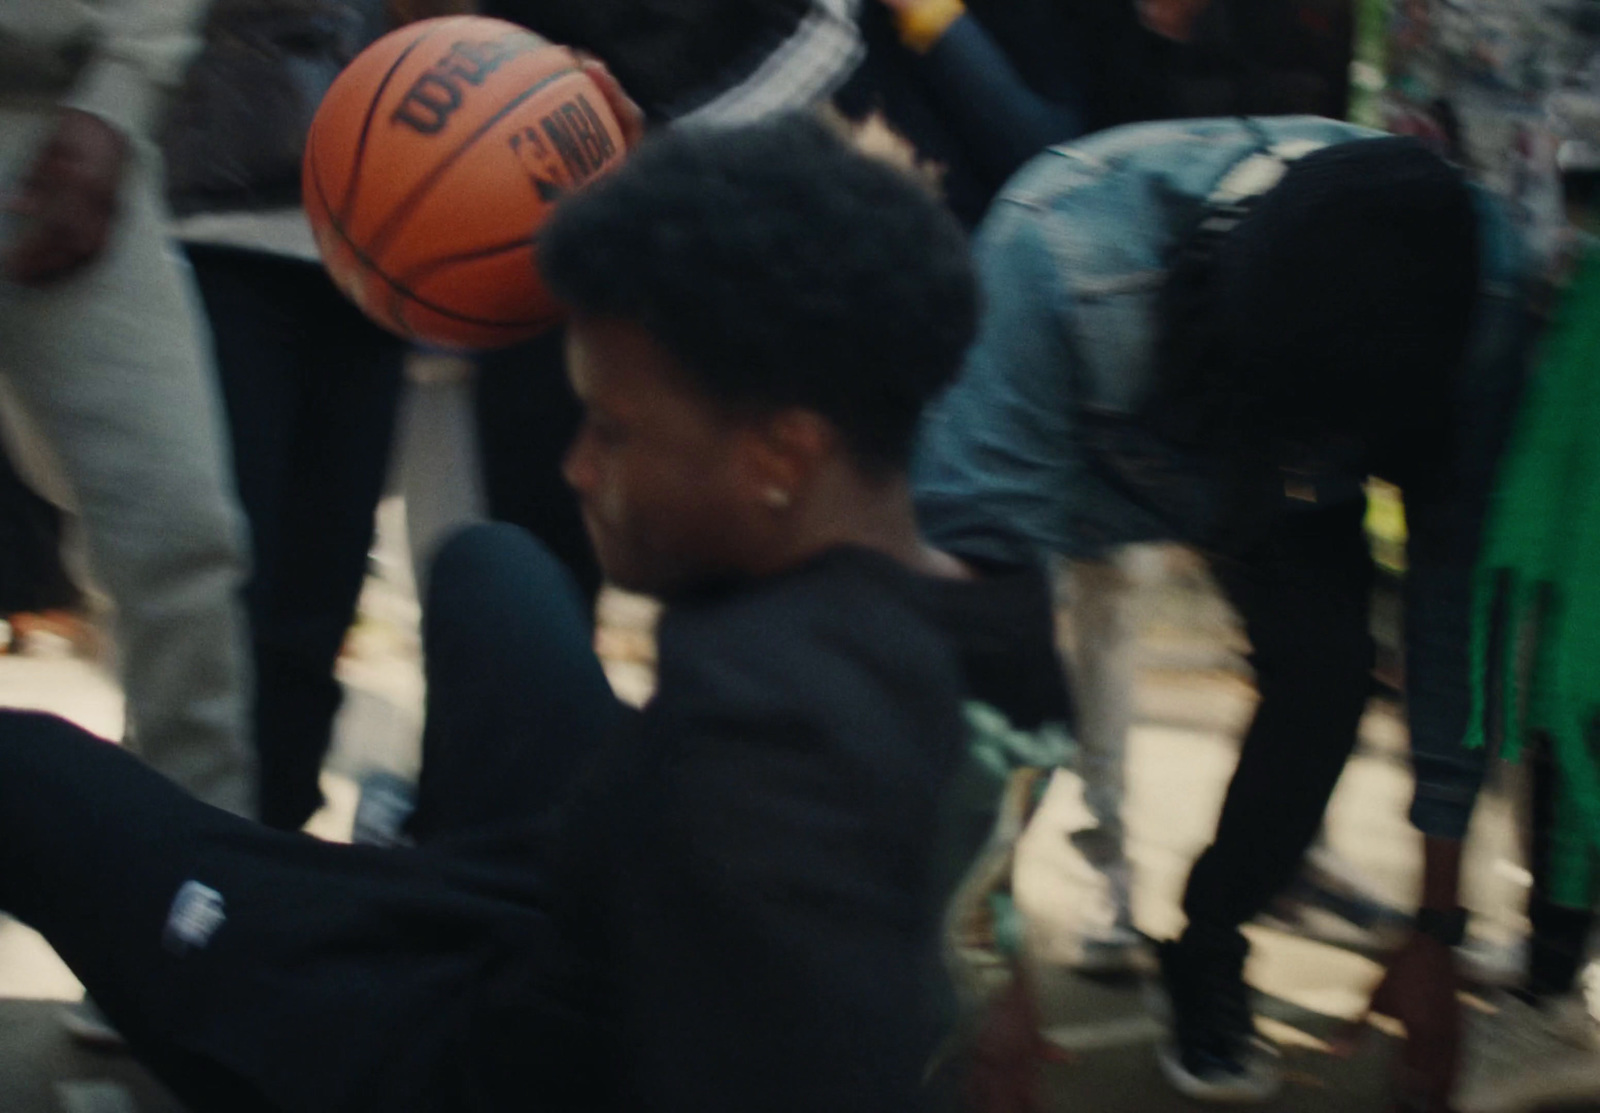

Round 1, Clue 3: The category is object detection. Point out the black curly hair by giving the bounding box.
[539,113,980,475]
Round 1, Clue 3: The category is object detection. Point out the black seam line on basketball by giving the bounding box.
[337,23,443,224]
[363,65,580,266]
[394,235,539,287]
[309,139,552,329]
[385,230,410,335]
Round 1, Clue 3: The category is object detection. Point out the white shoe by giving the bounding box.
[1075,925,1150,977]
[1457,991,1600,1113]
[1155,1034,1283,1104]
[60,997,126,1050]
[1458,936,1530,988]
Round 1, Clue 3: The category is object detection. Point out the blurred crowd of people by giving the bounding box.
[2,1,1600,1112]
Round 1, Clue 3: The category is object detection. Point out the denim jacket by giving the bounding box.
[914,116,1535,839]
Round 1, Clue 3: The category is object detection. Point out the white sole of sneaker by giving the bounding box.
[1155,1038,1283,1104]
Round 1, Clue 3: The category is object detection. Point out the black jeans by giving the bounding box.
[1181,499,1377,955]
[474,330,603,605]
[0,440,77,615]
[0,524,620,1112]
[186,244,405,830]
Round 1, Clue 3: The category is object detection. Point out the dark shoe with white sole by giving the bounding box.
[1153,938,1281,1103]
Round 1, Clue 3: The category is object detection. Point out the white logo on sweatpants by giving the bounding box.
[162,881,227,956]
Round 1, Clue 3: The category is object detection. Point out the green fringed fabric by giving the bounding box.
[1468,250,1600,905]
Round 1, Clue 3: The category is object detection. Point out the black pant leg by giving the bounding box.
[474,331,603,605]
[0,533,616,1112]
[1181,501,1375,951]
[0,443,78,615]
[255,266,403,829]
[0,713,585,1113]
[0,711,299,1110]
[1526,729,1598,996]
[406,522,624,845]
[188,245,405,830]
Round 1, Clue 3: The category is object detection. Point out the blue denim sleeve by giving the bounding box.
[1404,527,1492,840]
[1405,197,1535,840]
[914,201,1084,559]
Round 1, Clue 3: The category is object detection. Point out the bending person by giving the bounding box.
[913,117,1532,1104]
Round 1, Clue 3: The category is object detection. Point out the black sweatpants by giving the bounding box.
[0,524,622,1112]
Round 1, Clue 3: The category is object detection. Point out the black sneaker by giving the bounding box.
[1152,939,1282,1103]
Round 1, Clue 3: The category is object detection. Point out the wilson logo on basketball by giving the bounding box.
[392,37,536,135]
[508,93,617,201]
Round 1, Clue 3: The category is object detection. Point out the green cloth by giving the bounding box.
[1469,249,1600,905]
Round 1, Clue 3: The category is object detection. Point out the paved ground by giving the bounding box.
[0,532,1578,1112]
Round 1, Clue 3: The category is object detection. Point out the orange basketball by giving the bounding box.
[303,16,628,350]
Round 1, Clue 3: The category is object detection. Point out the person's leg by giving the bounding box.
[1526,729,1597,1001]
[0,531,617,1103]
[1182,501,1375,949]
[398,349,488,594]
[0,437,79,617]
[0,708,585,1113]
[193,245,406,830]
[1157,501,1373,1101]
[0,711,281,1109]
[1455,728,1600,1113]
[474,332,603,604]
[268,267,404,828]
[406,522,625,844]
[1061,553,1139,966]
[187,245,310,827]
[0,113,252,814]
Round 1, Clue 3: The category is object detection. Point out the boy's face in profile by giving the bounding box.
[561,316,774,599]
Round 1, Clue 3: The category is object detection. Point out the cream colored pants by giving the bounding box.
[0,103,253,814]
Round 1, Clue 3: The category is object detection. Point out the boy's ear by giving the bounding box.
[733,408,835,507]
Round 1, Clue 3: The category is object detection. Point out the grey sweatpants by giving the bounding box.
[0,102,253,815]
[1060,552,1137,933]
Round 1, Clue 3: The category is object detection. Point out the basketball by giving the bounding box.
[303,16,628,350]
